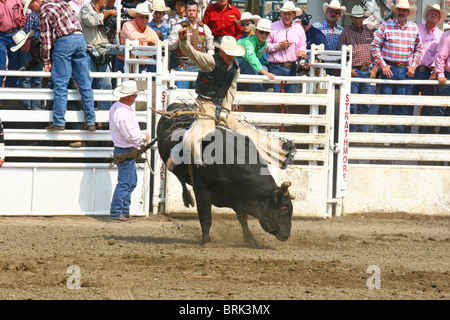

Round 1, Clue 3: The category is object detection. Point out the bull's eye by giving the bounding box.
[282,205,289,213]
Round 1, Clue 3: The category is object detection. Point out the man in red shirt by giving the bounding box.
[202,0,242,41]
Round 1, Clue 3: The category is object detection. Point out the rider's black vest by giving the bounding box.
[195,54,239,104]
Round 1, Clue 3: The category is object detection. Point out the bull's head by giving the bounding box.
[259,181,294,242]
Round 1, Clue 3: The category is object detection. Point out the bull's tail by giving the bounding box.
[182,182,195,208]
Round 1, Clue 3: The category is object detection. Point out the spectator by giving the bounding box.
[235,11,260,40]
[312,0,346,51]
[69,0,91,14]
[294,12,326,50]
[236,18,275,92]
[168,0,187,29]
[414,4,445,134]
[202,0,242,41]
[0,0,26,89]
[80,0,117,111]
[167,0,213,89]
[370,0,423,134]
[28,0,96,132]
[109,80,150,222]
[148,1,170,41]
[116,2,158,73]
[338,5,377,133]
[0,118,4,168]
[434,28,450,134]
[266,1,306,93]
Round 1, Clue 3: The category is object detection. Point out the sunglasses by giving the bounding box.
[257,30,270,36]
[135,15,150,20]
[328,9,341,15]
[240,21,252,27]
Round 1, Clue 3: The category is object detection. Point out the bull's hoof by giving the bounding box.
[201,235,211,246]
[244,237,262,249]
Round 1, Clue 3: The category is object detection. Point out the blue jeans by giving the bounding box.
[51,34,95,126]
[413,67,440,134]
[268,62,297,93]
[376,65,414,133]
[0,31,21,87]
[435,71,450,134]
[175,64,199,89]
[88,56,112,110]
[236,57,267,92]
[20,50,43,109]
[350,68,371,132]
[110,147,138,219]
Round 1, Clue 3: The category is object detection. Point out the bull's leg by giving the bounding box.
[195,192,212,245]
[181,183,195,208]
[236,212,261,248]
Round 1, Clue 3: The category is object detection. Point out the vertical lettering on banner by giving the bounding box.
[342,93,350,184]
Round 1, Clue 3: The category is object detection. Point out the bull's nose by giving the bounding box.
[276,234,289,241]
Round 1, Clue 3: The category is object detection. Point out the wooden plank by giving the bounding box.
[350,114,450,126]
[350,94,450,107]
[4,129,112,141]
[349,147,450,161]
[349,132,450,145]
[0,110,148,122]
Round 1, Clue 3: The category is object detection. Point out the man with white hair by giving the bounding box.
[312,0,346,51]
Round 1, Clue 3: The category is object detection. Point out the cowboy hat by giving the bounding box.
[345,5,366,18]
[255,18,274,33]
[235,12,261,24]
[128,3,151,17]
[423,4,446,25]
[390,0,417,17]
[151,1,170,12]
[10,30,34,52]
[212,36,245,57]
[279,1,303,15]
[113,80,143,98]
[21,0,32,15]
[323,0,346,16]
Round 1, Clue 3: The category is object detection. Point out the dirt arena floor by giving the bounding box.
[0,212,449,300]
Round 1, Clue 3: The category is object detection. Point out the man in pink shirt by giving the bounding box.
[266,1,306,93]
[109,80,150,222]
[434,29,450,135]
[413,4,445,134]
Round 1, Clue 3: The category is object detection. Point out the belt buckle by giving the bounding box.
[397,63,406,68]
[283,62,293,69]
[360,66,369,72]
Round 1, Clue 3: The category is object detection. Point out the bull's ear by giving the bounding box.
[274,181,292,202]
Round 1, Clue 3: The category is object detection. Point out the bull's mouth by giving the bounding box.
[275,234,289,241]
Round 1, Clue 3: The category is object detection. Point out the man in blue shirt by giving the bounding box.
[148,1,171,41]
[312,0,346,51]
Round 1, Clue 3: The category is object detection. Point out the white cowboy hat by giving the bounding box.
[21,0,32,15]
[323,0,346,16]
[212,36,245,57]
[10,30,34,52]
[113,80,143,98]
[235,12,261,24]
[128,3,152,17]
[151,1,170,12]
[345,5,366,18]
[423,4,446,25]
[390,0,417,17]
[255,18,274,33]
[279,1,303,15]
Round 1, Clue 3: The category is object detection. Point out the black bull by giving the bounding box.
[156,103,294,248]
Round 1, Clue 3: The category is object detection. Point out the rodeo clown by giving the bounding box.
[166,27,295,172]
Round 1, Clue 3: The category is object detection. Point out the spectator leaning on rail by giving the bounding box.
[414,4,445,134]
[266,1,306,94]
[26,0,96,132]
[202,0,242,42]
[236,18,276,92]
[148,1,171,41]
[370,0,423,134]
[236,11,260,40]
[80,0,117,111]
[434,25,450,135]
[167,0,214,89]
[109,80,150,222]
[312,0,345,51]
[337,5,377,133]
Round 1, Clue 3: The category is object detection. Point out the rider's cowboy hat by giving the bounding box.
[423,4,446,25]
[151,1,170,12]
[128,3,152,17]
[255,18,274,33]
[345,5,366,18]
[390,0,417,17]
[235,12,261,24]
[279,1,303,15]
[323,0,346,16]
[21,0,32,15]
[212,36,245,57]
[113,80,143,98]
[10,30,34,52]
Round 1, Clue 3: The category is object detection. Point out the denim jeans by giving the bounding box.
[51,34,95,126]
[175,64,199,89]
[435,71,450,134]
[88,56,112,110]
[268,62,297,93]
[0,31,21,87]
[236,57,267,92]
[110,147,138,219]
[413,68,440,134]
[376,65,414,133]
[350,69,371,132]
[20,50,43,109]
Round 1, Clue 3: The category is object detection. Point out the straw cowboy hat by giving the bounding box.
[128,3,152,17]
[212,36,245,57]
[323,0,346,16]
[235,12,261,24]
[113,80,143,98]
[345,5,366,18]
[390,0,417,16]
[21,0,32,15]
[10,30,34,52]
[151,1,170,12]
[255,18,274,33]
[423,4,446,25]
[279,1,303,15]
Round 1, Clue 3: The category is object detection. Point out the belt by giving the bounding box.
[417,66,432,72]
[354,65,370,72]
[71,31,83,35]
[273,61,295,69]
[385,61,408,68]
[1,28,18,34]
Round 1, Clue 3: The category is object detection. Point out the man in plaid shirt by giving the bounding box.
[27,0,96,132]
[370,0,423,134]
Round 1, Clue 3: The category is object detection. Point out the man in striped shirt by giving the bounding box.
[434,29,450,134]
[370,0,423,134]
[28,0,96,132]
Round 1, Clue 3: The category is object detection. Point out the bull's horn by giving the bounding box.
[280,181,291,196]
